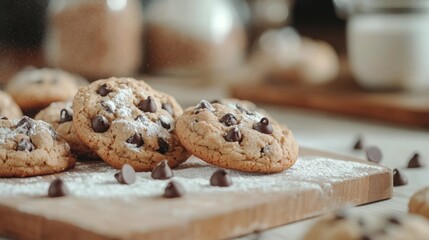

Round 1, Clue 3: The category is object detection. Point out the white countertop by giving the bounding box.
[147,79,429,240]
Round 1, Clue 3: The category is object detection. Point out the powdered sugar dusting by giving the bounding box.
[110,88,133,117]
[114,117,169,140]
[0,156,386,199]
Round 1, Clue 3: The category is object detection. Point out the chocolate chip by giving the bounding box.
[254,117,273,134]
[387,216,401,225]
[97,84,112,96]
[1,117,8,120]
[161,103,173,116]
[220,113,237,127]
[114,164,136,185]
[210,99,222,104]
[393,169,408,186]
[224,127,242,142]
[210,169,232,187]
[333,211,347,221]
[16,138,34,152]
[159,118,171,130]
[16,116,35,134]
[59,109,73,123]
[353,136,363,150]
[366,146,382,163]
[260,145,270,154]
[91,115,110,133]
[163,181,185,198]
[151,160,174,180]
[138,96,157,113]
[48,178,68,198]
[407,153,425,168]
[126,133,144,148]
[195,100,214,112]
[157,138,169,154]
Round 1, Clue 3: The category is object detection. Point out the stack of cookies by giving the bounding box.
[0,68,299,177]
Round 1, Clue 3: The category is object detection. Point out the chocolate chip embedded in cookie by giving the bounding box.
[72,77,189,172]
[35,101,98,159]
[0,116,76,177]
[175,99,299,173]
[5,67,87,114]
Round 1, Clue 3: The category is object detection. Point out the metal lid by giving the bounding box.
[334,0,429,18]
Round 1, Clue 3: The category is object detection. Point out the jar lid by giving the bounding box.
[334,0,429,18]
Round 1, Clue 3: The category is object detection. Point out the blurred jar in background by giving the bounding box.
[335,0,429,91]
[44,0,143,80]
[144,0,247,77]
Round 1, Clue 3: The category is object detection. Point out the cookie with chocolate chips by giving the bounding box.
[176,99,299,173]
[35,101,98,159]
[0,90,23,119]
[0,116,76,177]
[72,77,189,171]
[5,67,87,114]
[303,211,429,240]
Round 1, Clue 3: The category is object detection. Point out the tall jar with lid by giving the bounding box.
[44,0,143,80]
[335,0,429,90]
[144,0,247,77]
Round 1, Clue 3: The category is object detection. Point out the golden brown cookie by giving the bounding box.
[0,90,22,119]
[409,187,429,220]
[304,211,429,240]
[0,116,76,177]
[35,101,98,159]
[72,77,189,171]
[5,67,87,112]
[175,100,299,173]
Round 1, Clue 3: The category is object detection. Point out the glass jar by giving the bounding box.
[44,0,143,80]
[335,0,429,90]
[144,0,247,77]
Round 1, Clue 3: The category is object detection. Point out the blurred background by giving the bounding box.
[1,0,429,127]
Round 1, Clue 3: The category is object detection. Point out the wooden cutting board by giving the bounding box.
[0,147,392,240]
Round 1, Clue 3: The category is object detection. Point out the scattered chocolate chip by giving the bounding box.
[224,127,242,142]
[126,133,144,148]
[219,113,238,127]
[366,146,382,163]
[114,164,136,185]
[1,117,8,120]
[407,153,425,168]
[16,116,35,134]
[91,115,110,133]
[151,160,174,180]
[353,136,363,150]
[210,169,232,187]
[48,178,68,198]
[161,103,173,116]
[138,96,157,113]
[393,169,408,186]
[157,138,169,154]
[254,117,273,134]
[195,100,215,112]
[59,109,73,123]
[16,138,34,152]
[163,181,185,198]
[387,216,401,225]
[97,84,112,96]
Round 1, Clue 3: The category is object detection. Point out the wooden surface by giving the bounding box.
[230,82,429,128]
[0,148,392,240]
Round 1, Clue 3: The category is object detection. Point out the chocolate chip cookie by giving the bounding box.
[72,77,189,171]
[0,116,76,177]
[0,90,22,119]
[5,67,87,113]
[35,101,98,159]
[175,100,299,173]
[409,187,429,220]
[304,212,429,240]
